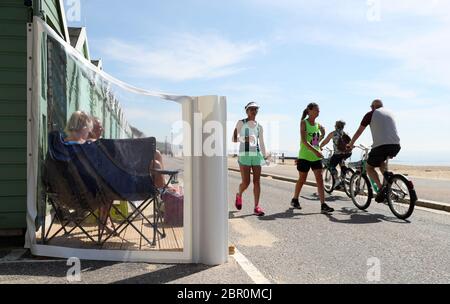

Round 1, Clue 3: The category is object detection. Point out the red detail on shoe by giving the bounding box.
[235,194,243,211]
[254,206,265,216]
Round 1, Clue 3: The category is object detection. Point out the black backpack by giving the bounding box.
[337,132,351,152]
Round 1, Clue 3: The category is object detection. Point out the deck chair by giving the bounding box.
[42,131,179,247]
[42,133,107,245]
[90,136,180,246]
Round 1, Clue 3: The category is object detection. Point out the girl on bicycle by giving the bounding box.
[290,103,335,214]
[320,120,353,186]
[232,102,269,217]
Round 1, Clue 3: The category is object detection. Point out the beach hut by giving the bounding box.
[0,0,70,233]
[0,0,130,233]
[2,1,228,265]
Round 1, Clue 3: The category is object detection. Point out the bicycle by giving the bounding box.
[322,147,355,197]
[348,144,418,220]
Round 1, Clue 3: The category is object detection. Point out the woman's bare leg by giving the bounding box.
[252,166,262,207]
[313,169,326,205]
[294,172,308,200]
[239,165,251,196]
[99,204,117,236]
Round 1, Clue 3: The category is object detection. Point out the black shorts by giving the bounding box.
[297,159,323,173]
[330,153,352,168]
[368,145,401,167]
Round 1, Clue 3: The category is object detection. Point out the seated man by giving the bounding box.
[87,117,104,143]
[87,116,173,191]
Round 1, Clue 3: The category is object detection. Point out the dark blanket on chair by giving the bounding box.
[45,132,157,212]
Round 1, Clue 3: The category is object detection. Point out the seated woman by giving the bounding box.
[65,111,94,145]
[64,111,118,235]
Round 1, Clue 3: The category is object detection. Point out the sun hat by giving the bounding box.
[245,102,260,111]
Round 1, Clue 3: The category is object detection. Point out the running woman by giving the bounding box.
[290,103,335,214]
[233,102,269,217]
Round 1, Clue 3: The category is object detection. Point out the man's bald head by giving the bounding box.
[371,99,384,110]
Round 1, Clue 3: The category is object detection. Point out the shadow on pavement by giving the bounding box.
[301,194,352,202]
[257,208,322,221]
[232,204,411,225]
[0,261,213,284]
[111,264,212,284]
[325,207,411,225]
[0,260,117,279]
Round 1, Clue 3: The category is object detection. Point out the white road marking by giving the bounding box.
[414,206,450,216]
[231,248,271,284]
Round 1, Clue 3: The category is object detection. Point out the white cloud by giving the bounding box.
[246,0,450,21]
[379,0,448,18]
[99,33,265,81]
[270,1,450,90]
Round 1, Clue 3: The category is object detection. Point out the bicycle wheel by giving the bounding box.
[323,167,335,194]
[350,172,373,210]
[387,175,417,220]
[342,168,355,198]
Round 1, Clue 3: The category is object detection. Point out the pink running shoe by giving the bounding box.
[235,194,243,211]
[254,206,265,217]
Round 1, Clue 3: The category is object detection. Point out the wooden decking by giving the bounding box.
[36,214,184,252]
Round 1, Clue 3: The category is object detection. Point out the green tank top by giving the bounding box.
[299,119,322,161]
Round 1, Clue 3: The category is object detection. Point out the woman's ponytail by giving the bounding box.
[301,102,319,120]
[301,108,308,120]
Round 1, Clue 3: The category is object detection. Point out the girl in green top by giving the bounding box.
[291,103,335,214]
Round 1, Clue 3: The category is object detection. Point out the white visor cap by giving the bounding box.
[245,102,260,110]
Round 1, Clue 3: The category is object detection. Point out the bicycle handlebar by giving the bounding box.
[355,144,370,151]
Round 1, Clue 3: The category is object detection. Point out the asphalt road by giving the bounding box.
[228,171,450,284]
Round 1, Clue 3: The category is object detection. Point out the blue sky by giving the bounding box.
[65,0,450,164]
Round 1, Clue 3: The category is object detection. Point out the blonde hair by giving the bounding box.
[65,111,93,135]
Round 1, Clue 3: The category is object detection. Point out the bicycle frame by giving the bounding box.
[350,145,418,220]
[323,147,349,170]
[354,145,381,194]
[355,145,400,195]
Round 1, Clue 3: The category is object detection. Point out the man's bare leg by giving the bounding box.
[366,164,382,190]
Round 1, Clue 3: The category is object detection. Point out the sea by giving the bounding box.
[229,150,450,167]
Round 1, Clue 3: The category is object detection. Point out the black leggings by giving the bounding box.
[330,153,352,169]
